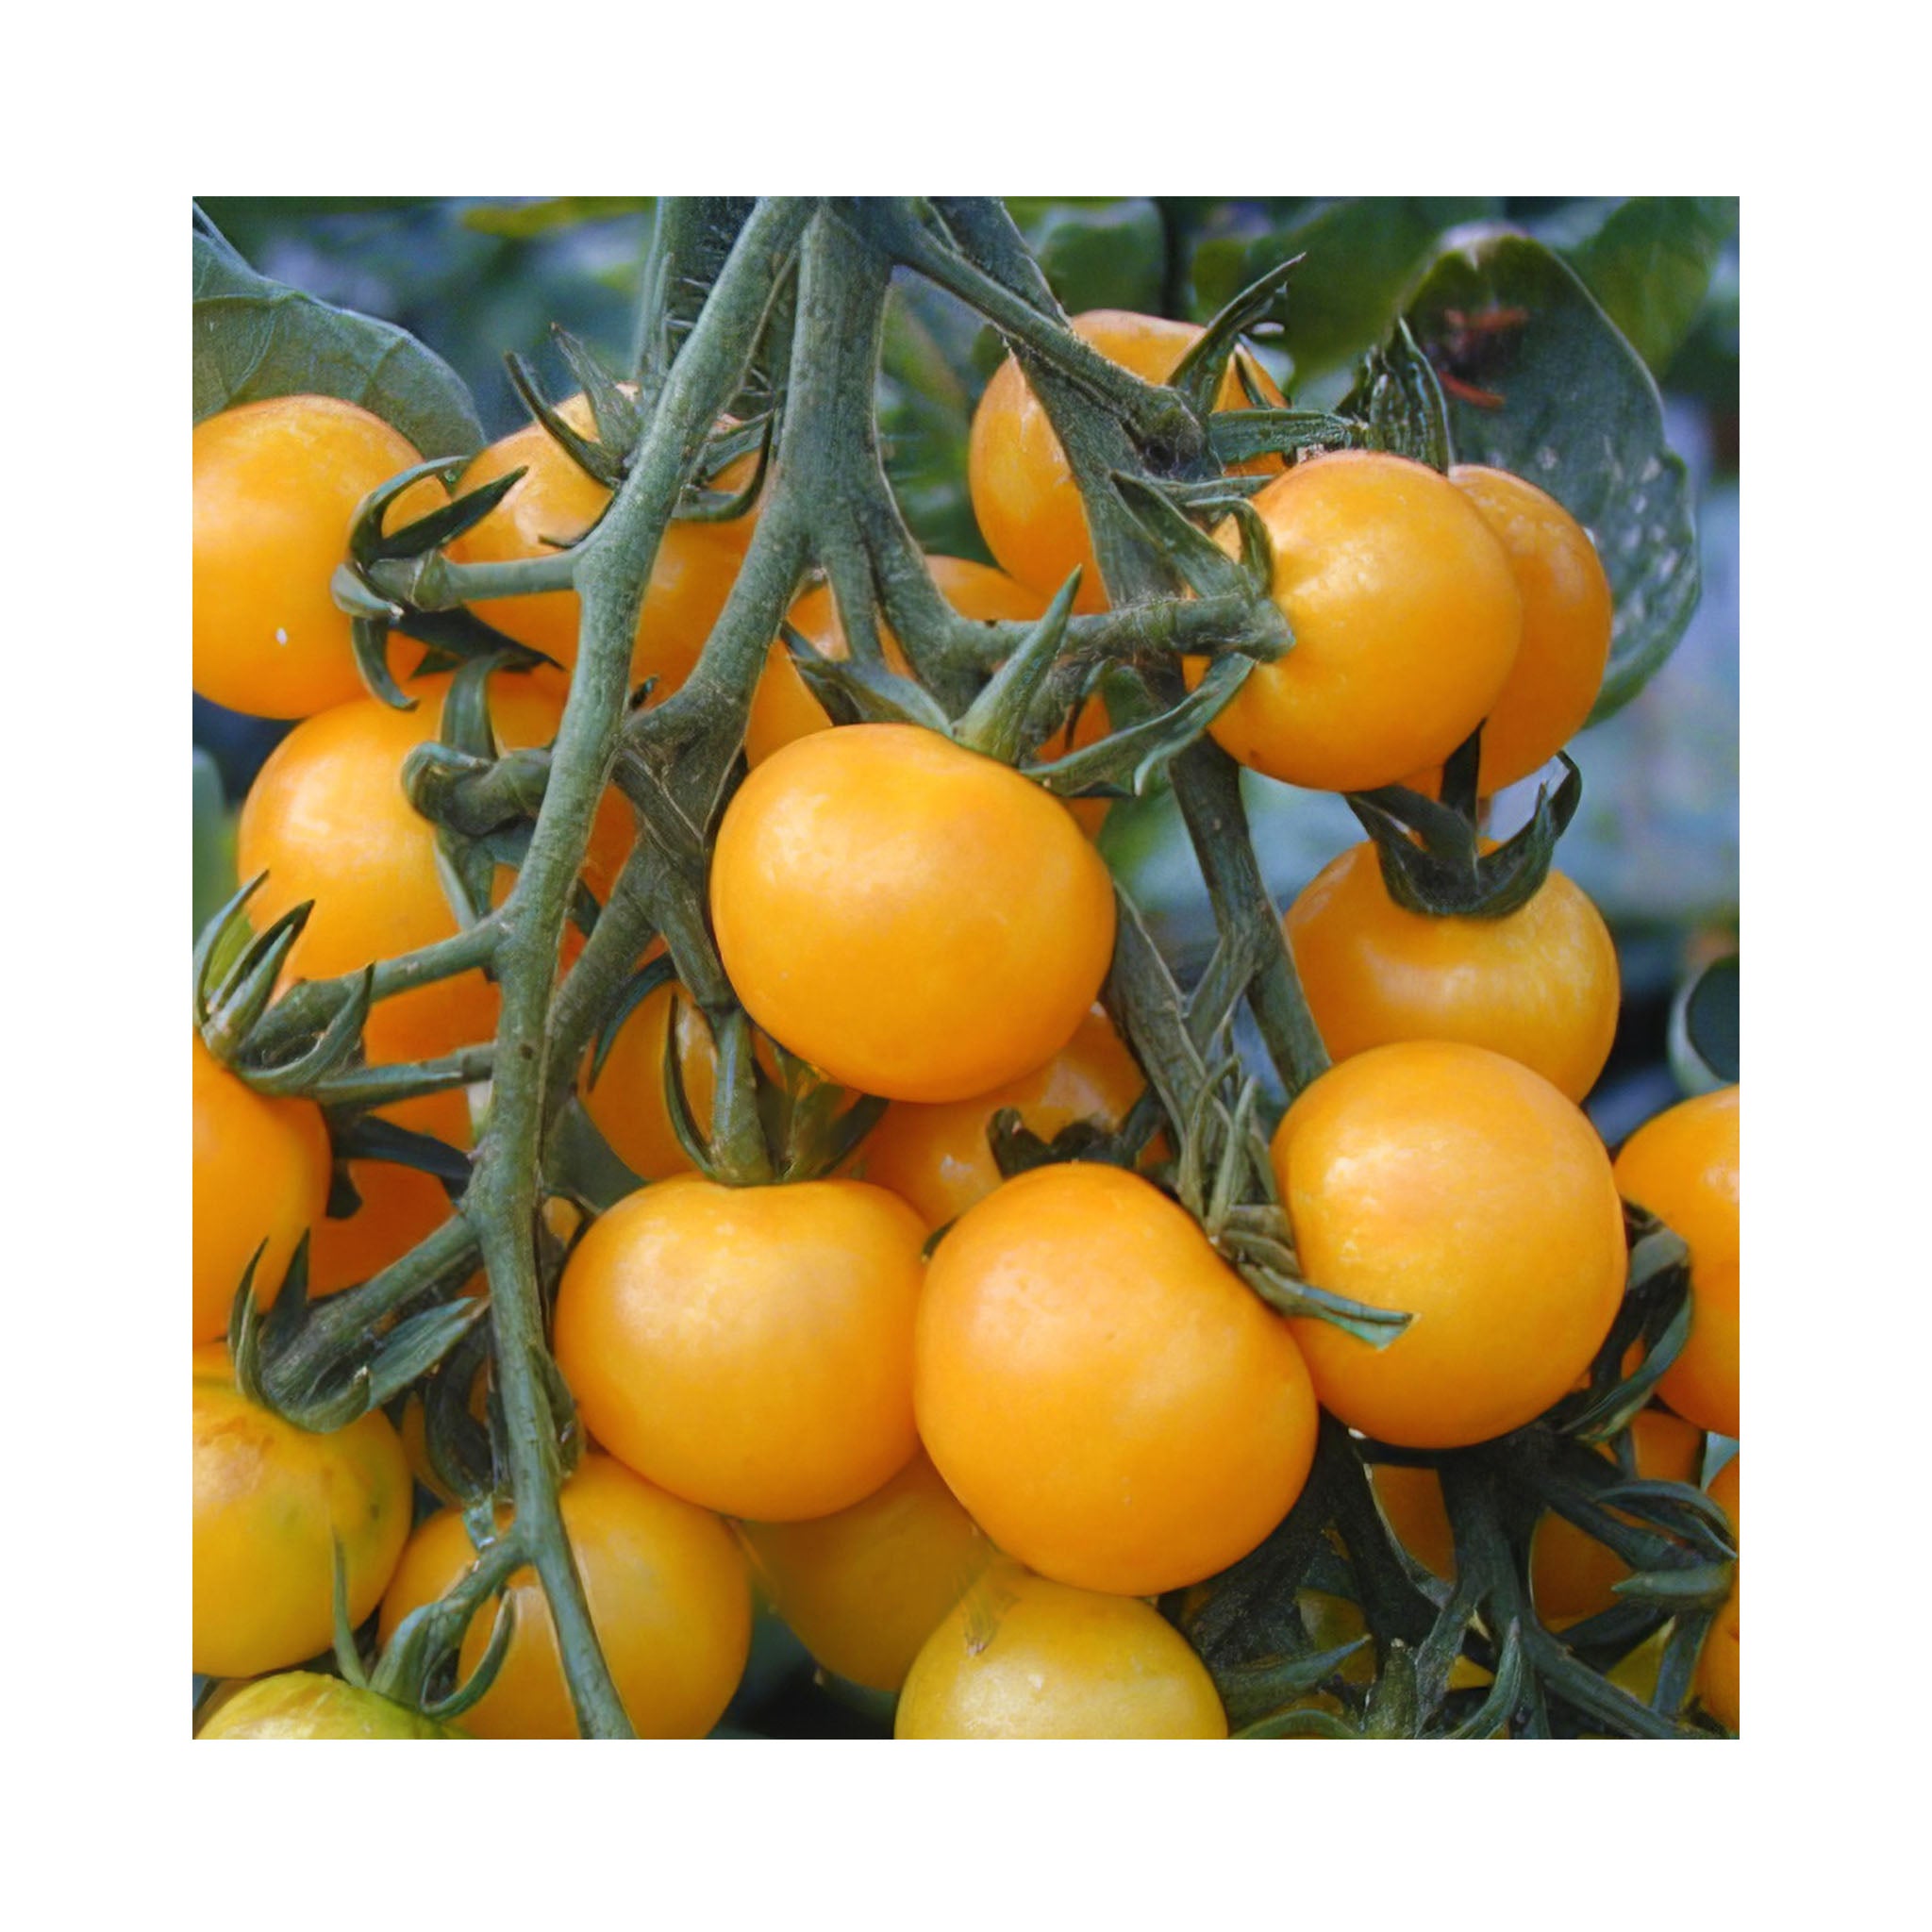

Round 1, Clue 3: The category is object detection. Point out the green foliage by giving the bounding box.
[192,750,235,939]
[1559,197,1738,377]
[461,197,652,240]
[1008,198,1168,319]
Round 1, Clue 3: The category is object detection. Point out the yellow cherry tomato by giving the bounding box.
[1273,1041,1626,1448]
[859,1004,1148,1228]
[198,1672,464,1740]
[1699,1456,1740,1731]
[192,1344,413,1678]
[577,970,716,1183]
[1284,840,1621,1104]
[968,309,1285,611]
[710,723,1116,1104]
[553,1175,926,1521]
[1368,1460,1459,1583]
[192,1037,331,1342]
[1200,450,1523,793]
[897,1563,1227,1739]
[739,1450,991,1693]
[916,1162,1319,1597]
[378,1453,751,1740]
[1613,1086,1740,1439]
[193,395,445,719]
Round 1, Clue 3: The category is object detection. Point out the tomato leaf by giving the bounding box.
[1403,232,1701,723]
[1559,197,1738,378]
[192,206,485,458]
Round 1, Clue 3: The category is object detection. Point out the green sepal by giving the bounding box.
[783,622,953,734]
[1591,1479,1736,1562]
[551,327,641,457]
[1611,1561,1736,1612]
[328,1534,373,1689]
[954,575,1078,763]
[587,951,677,1088]
[1651,1607,1716,1720]
[405,743,553,839]
[423,1593,518,1724]
[350,613,418,712]
[1022,655,1255,802]
[1167,251,1306,420]
[1110,472,1255,602]
[326,1109,473,1192]
[1339,318,1453,472]
[391,605,555,676]
[194,873,307,1060]
[1239,1255,1412,1348]
[505,350,625,490]
[331,562,404,622]
[659,998,717,1176]
[1214,1638,1369,1733]
[348,456,494,569]
[238,968,373,1097]
[1234,1706,1360,1740]
[419,1327,496,1506]
[1551,1208,1692,1440]
[1157,473,1274,508]
[1208,409,1360,466]
[1443,1621,1524,1740]
[776,1086,889,1186]
[986,1108,1139,1184]
[678,414,772,525]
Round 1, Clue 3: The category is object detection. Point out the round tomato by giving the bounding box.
[198,1672,463,1740]
[859,1004,1148,1228]
[192,1344,413,1678]
[896,1562,1227,1739]
[192,1036,331,1342]
[379,1453,751,1740]
[1284,840,1621,1104]
[1613,1086,1740,1439]
[236,670,631,1065]
[968,309,1286,611]
[577,973,715,1183]
[916,1162,1319,1597]
[1272,1041,1626,1448]
[1199,450,1523,793]
[553,1174,925,1521]
[710,724,1116,1103]
[193,395,445,720]
[1407,466,1614,797]
[445,394,756,688]
[1698,1456,1740,1731]
[739,1450,991,1693]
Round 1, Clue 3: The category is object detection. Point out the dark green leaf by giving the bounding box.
[1562,197,1739,377]
[1008,199,1167,321]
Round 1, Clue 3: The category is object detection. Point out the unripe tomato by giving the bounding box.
[859,1005,1148,1228]
[916,1162,1319,1597]
[198,1672,464,1740]
[1272,1041,1626,1448]
[739,1450,991,1693]
[553,1175,926,1520]
[1698,1456,1740,1731]
[1407,466,1614,797]
[192,1037,331,1342]
[193,395,446,720]
[1284,840,1621,1104]
[378,1453,751,1740]
[192,1344,413,1678]
[968,309,1286,611]
[576,973,716,1183]
[445,394,757,687]
[1613,1087,1740,1439]
[1199,451,1523,793]
[308,1083,472,1296]
[710,724,1116,1104]
[236,672,631,1064]
[896,1563,1227,1739]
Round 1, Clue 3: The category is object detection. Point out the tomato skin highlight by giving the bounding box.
[916,1162,1319,1598]
[192,1345,413,1679]
[1273,1041,1626,1449]
[379,1453,752,1740]
[198,1672,464,1740]
[192,1038,331,1342]
[1285,841,1621,1104]
[554,1175,926,1522]
[896,1563,1227,1739]
[709,723,1117,1104]
[193,395,444,719]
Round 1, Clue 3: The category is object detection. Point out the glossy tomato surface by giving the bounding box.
[198,1672,463,1740]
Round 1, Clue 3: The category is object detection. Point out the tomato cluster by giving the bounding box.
[192,299,1736,1741]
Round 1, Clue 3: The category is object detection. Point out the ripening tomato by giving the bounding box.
[710,724,1116,1103]
[1612,1086,1740,1439]
[192,1037,331,1342]
[198,1672,464,1740]
[968,309,1286,611]
[1699,1456,1740,1731]
[1407,466,1614,798]
[379,1453,751,1739]
[917,1162,1319,1597]
[1197,451,1523,793]
[193,395,447,720]
[445,394,757,688]
[739,1450,991,1693]
[1273,1041,1626,1449]
[577,972,715,1183]
[859,1005,1148,1228]
[1284,841,1621,1104]
[554,1175,926,1521]
[192,1344,413,1678]
[1368,1460,1459,1583]
[896,1562,1227,1739]
[236,671,631,1065]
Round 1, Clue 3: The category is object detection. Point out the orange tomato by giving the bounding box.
[1199,450,1523,793]
[193,394,445,719]
[896,1562,1227,1739]
[710,724,1116,1103]
[916,1162,1319,1597]
[968,309,1286,611]
[858,1005,1148,1228]
[1284,840,1621,1103]
[192,1037,331,1341]
[1273,1041,1626,1448]
[1368,1461,1458,1583]
[378,1453,751,1739]
[553,1175,926,1521]
[1699,1456,1740,1730]
[739,1450,991,1693]
[577,972,716,1183]
[1612,1087,1740,1438]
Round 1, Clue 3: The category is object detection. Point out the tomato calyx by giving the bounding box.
[1336,317,1455,474]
